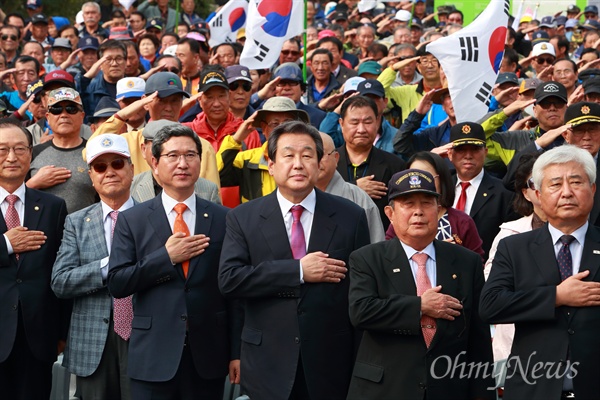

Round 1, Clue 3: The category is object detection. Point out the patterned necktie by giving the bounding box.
[110,210,133,341]
[455,182,470,212]
[558,235,575,281]
[5,194,20,259]
[413,252,436,348]
[174,203,190,277]
[290,205,306,260]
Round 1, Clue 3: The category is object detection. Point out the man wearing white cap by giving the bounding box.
[52,133,135,400]
[116,77,146,132]
[528,42,556,79]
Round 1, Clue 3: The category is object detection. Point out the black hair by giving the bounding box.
[0,119,33,146]
[339,96,378,120]
[407,152,454,208]
[513,153,540,216]
[99,39,127,59]
[151,124,202,161]
[15,55,40,74]
[267,121,324,163]
[177,37,200,55]
[310,48,333,63]
[317,36,343,52]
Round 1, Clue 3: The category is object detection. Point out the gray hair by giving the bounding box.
[532,145,596,190]
[393,43,417,56]
[82,2,100,12]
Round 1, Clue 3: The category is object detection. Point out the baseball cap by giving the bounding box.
[47,87,82,106]
[394,10,412,22]
[357,79,385,98]
[93,97,120,119]
[86,134,131,164]
[78,36,99,51]
[539,16,556,29]
[531,31,550,45]
[519,78,541,94]
[437,5,455,15]
[146,18,164,31]
[556,16,567,27]
[534,81,568,103]
[564,102,600,127]
[580,19,600,30]
[495,72,519,86]
[52,38,72,50]
[27,0,42,10]
[520,16,533,24]
[199,69,229,92]
[225,65,252,84]
[579,69,600,82]
[585,5,599,15]
[43,70,75,90]
[567,4,581,13]
[318,29,337,40]
[332,11,348,21]
[449,122,485,147]
[387,169,439,201]
[31,14,48,24]
[236,28,246,40]
[343,76,365,95]
[274,62,303,82]
[26,79,44,98]
[109,26,134,41]
[565,19,579,29]
[116,77,145,101]
[583,77,600,95]
[357,61,382,77]
[410,17,423,29]
[531,42,556,57]
[142,120,179,140]
[145,72,190,98]
[253,97,309,127]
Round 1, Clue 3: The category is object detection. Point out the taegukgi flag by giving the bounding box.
[240,0,305,70]
[208,0,249,48]
[426,0,510,122]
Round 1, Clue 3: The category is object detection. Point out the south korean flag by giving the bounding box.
[426,0,510,123]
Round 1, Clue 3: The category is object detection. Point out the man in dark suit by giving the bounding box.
[0,119,68,398]
[219,121,370,400]
[336,95,406,230]
[108,125,239,399]
[347,168,494,399]
[448,122,516,259]
[481,145,600,399]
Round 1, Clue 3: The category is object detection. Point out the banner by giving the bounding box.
[426,0,510,122]
[208,0,249,48]
[239,0,305,70]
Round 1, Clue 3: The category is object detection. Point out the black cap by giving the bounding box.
[26,79,44,98]
[579,69,600,82]
[332,11,348,21]
[199,69,229,92]
[93,97,120,119]
[145,72,189,98]
[585,5,599,15]
[496,72,519,86]
[531,31,550,45]
[31,14,48,24]
[567,4,581,13]
[357,79,385,98]
[583,77,600,95]
[535,81,568,103]
[564,102,600,126]
[449,122,485,147]
[388,169,440,201]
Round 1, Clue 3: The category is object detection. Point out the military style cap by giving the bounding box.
[388,169,439,201]
[449,122,485,147]
[564,102,600,127]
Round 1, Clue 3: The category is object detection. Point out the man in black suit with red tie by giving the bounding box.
[219,121,370,400]
[0,120,68,398]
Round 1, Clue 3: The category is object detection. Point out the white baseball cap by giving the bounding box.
[116,77,145,101]
[394,10,412,22]
[343,76,365,94]
[531,42,556,57]
[86,134,131,164]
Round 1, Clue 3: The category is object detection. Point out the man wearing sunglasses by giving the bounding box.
[528,42,556,79]
[51,133,135,400]
[0,25,20,68]
[225,65,255,120]
[27,87,96,213]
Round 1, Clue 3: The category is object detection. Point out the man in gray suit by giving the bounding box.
[51,133,136,400]
[131,120,221,204]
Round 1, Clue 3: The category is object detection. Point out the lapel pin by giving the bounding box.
[85,217,91,222]
[393,268,400,273]
[483,193,487,197]
[452,274,457,279]
[203,213,208,218]
[594,250,600,254]
[34,206,39,211]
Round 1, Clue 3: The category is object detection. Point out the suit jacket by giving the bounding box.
[0,188,68,364]
[219,190,371,400]
[107,195,238,382]
[130,171,221,204]
[347,238,494,400]
[480,225,600,399]
[51,201,135,376]
[335,64,358,86]
[336,145,406,231]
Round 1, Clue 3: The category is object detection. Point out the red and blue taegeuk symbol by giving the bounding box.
[488,26,507,73]
[229,7,246,32]
[257,0,293,37]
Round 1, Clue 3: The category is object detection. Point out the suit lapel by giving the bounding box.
[531,226,562,286]
[590,161,600,223]
[88,204,108,256]
[259,193,294,259]
[469,173,494,218]
[306,191,336,254]
[147,195,172,247]
[383,239,416,295]
[187,196,212,280]
[19,189,44,267]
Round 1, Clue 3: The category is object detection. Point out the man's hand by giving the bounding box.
[392,56,419,72]
[232,111,257,144]
[139,63,166,81]
[165,232,210,264]
[502,98,536,117]
[431,142,453,158]
[60,48,82,70]
[318,92,344,112]
[116,91,158,121]
[84,55,108,79]
[556,270,600,307]
[0,67,16,81]
[535,123,570,149]
[5,226,46,253]
[228,359,240,384]
[494,86,519,106]
[357,175,387,199]
[421,285,463,320]
[27,165,71,189]
[415,89,436,115]
[39,128,52,144]
[508,116,533,131]
[537,65,554,82]
[300,251,347,283]
[17,94,35,118]
[257,76,280,101]
[568,84,585,105]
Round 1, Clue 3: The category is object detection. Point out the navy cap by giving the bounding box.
[145,72,189,98]
[225,65,252,84]
[496,72,519,86]
[78,36,99,51]
[357,79,385,98]
[411,17,423,29]
[539,16,556,28]
[580,19,600,30]
[388,169,439,201]
[567,4,581,13]
[450,122,485,147]
[583,77,600,94]
[274,62,303,82]
[26,79,44,98]
[199,69,229,92]
[146,18,164,30]
[26,0,42,10]
[531,31,550,45]
[93,97,120,119]
[585,5,599,15]
[556,16,568,26]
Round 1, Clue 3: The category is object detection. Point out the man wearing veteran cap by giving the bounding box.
[347,168,493,399]
[116,77,146,132]
[27,87,96,213]
[448,122,516,259]
[52,134,135,400]
[88,71,220,187]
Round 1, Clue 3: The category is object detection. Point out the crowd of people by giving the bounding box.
[2,0,600,399]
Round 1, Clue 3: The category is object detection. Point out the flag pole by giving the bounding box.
[303,0,308,83]
[175,0,180,30]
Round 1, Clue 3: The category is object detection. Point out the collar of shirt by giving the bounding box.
[333,64,341,76]
[548,221,588,275]
[400,240,437,287]
[276,188,316,217]
[101,197,135,222]
[456,168,484,189]
[0,182,26,206]
[161,191,197,217]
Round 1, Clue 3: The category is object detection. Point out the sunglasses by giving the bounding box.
[1,34,17,41]
[48,105,82,115]
[281,50,300,57]
[33,95,43,104]
[536,57,554,65]
[165,67,180,74]
[229,81,252,92]
[536,100,566,109]
[91,158,127,173]
[276,80,301,87]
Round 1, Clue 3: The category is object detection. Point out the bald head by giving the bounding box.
[316,132,339,190]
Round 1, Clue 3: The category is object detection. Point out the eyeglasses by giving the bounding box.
[229,81,252,92]
[165,67,180,74]
[277,80,301,87]
[266,119,295,129]
[527,178,535,190]
[536,57,555,65]
[418,58,439,66]
[90,158,127,173]
[48,105,82,115]
[281,50,300,57]
[325,149,337,156]
[0,146,31,157]
[159,152,199,163]
[105,56,125,65]
[554,69,574,77]
[536,100,566,110]
[1,34,17,41]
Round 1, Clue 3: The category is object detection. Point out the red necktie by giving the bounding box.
[173,203,190,277]
[5,194,20,259]
[110,210,133,341]
[455,182,470,212]
[290,205,306,260]
[413,252,436,348]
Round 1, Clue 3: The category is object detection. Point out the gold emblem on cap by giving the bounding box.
[582,105,591,114]
[541,43,548,50]
[126,80,134,88]
[462,125,471,134]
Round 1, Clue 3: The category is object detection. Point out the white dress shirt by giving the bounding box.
[161,191,197,236]
[1,183,26,254]
[453,169,484,215]
[548,221,588,276]
[100,197,135,279]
